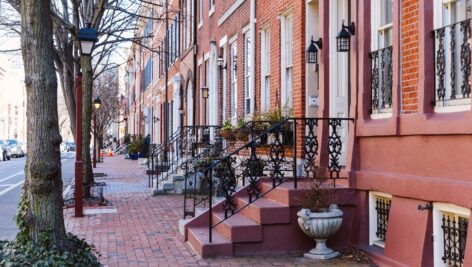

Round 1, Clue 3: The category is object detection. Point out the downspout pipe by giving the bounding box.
[249,0,256,116]
[192,0,198,157]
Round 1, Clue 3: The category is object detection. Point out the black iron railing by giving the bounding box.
[184,117,353,243]
[182,121,273,218]
[148,128,185,188]
[369,46,393,114]
[375,197,391,241]
[433,18,472,106]
[442,215,468,267]
[149,125,222,189]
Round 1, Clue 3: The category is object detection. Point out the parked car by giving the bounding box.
[0,140,11,161]
[66,142,76,152]
[6,139,25,158]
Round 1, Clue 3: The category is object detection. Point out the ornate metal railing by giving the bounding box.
[442,215,468,267]
[182,120,273,218]
[375,197,391,241]
[148,128,187,188]
[433,18,472,107]
[157,125,222,187]
[183,117,353,243]
[369,46,393,114]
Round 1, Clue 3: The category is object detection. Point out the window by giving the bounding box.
[433,0,472,112]
[370,0,393,117]
[369,192,392,248]
[230,42,238,121]
[209,0,215,16]
[144,58,152,89]
[261,29,271,112]
[199,0,203,27]
[182,0,193,49]
[433,203,470,267]
[244,33,251,116]
[281,14,293,110]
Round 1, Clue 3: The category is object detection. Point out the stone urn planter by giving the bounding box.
[297,204,343,260]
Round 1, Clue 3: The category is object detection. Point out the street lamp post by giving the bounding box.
[74,73,84,217]
[93,97,101,168]
[75,24,98,217]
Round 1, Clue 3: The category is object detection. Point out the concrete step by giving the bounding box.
[236,196,291,225]
[186,227,233,257]
[212,212,262,243]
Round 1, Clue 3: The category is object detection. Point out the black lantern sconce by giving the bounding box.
[336,21,355,52]
[217,57,226,69]
[306,37,323,64]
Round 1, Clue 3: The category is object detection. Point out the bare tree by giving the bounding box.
[19,0,67,248]
[2,0,188,197]
[93,69,120,156]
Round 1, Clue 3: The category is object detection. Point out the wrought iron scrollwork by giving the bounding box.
[243,143,264,202]
[328,119,343,179]
[269,125,285,187]
[375,197,391,241]
[441,214,468,267]
[460,20,471,98]
[435,27,447,101]
[303,119,319,177]
[370,50,379,112]
[214,157,238,218]
[451,24,457,99]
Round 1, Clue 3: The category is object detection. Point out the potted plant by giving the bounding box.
[127,140,139,160]
[235,119,250,142]
[297,172,343,260]
[219,121,237,142]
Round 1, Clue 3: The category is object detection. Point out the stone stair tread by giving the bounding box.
[213,211,259,226]
[237,196,287,208]
[188,226,232,244]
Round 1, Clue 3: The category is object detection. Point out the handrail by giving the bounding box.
[198,117,354,243]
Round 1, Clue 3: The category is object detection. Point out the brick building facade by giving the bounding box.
[124,1,472,266]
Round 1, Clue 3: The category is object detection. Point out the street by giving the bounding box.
[0,152,76,240]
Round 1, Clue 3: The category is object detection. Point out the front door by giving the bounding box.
[329,0,350,166]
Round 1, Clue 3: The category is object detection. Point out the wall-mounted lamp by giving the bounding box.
[336,21,355,52]
[306,37,323,64]
[201,86,209,99]
[217,57,226,69]
[232,55,237,71]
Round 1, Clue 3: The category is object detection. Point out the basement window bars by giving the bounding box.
[441,214,468,267]
[375,197,391,242]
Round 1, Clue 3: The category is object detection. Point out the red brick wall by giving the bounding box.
[401,0,419,114]
[255,0,306,118]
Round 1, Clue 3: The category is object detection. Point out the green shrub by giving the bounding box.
[0,232,101,267]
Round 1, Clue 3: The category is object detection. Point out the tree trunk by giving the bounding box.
[81,56,94,198]
[20,0,67,248]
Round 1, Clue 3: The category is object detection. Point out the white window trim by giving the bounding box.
[433,0,472,113]
[260,28,271,112]
[369,191,393,248]
[244,33,251,116]
[209,2,215,16]
[280,14,294,110]
[433,202,470,267]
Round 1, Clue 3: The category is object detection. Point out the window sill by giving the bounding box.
[434,99,471,113]
[370,111,392,120]
[198,22,203,30]
[209,7,215,17]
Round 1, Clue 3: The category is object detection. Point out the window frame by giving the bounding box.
[433,202,470,267]
[369,191,393,248]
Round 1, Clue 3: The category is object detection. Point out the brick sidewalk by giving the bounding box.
[64,155,370,267]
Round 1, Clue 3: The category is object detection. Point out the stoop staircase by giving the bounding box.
[183,117,355,257]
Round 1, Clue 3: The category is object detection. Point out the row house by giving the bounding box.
[124,0,472,266]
